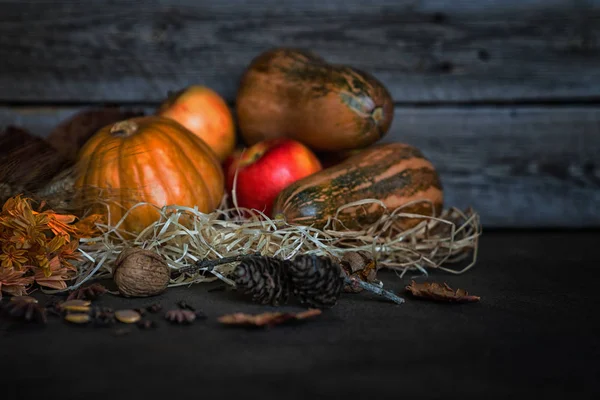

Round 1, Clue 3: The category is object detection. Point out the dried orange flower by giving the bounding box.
[0,244,28,270]
[73,213,104,238]
[0,195,99,297]
[0,267,34,298]
[34,256,77,290]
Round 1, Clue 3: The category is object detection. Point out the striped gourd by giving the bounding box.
[271,142,443,230]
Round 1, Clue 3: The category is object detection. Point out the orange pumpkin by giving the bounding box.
[157,85,236,162]
[73,116,224,233]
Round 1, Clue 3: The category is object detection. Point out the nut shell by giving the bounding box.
[113,248,170,297]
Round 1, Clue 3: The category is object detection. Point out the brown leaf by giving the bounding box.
[218,309,322,328]
[405,280,481,303]
[34,256,76,290]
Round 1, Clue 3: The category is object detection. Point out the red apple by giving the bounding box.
[223,138,322,216]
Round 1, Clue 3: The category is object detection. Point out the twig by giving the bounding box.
[344,277,405,305]
[177,252,261,275]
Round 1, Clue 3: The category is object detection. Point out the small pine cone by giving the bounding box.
[233,256,291,306]
[288,255,345,309]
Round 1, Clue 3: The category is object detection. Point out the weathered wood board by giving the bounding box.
[1,105,599,228]
[0,0,599,103]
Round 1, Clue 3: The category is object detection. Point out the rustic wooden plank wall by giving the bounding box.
[1,0,599,228]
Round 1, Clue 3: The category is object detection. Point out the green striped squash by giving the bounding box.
[271,142,444,230]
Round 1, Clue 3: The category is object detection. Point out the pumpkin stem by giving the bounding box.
[110,120,139,137]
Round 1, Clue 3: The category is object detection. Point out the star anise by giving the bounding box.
[165,309,197,325]
[137,320,158,330]
[92,307,115,327]
[134,308,147,317]
[67,283,107,301]
[146,303,162,313]
[1,296,47,324]
[45,297,64,317]
[176,300,195,311]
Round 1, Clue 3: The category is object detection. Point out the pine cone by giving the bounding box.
[288,255,344,308]
[233,256,291,306]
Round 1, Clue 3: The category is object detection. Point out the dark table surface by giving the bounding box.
[1,230,599,399]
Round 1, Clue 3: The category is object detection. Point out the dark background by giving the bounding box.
[1,0,599,228]
[0,1,599,398]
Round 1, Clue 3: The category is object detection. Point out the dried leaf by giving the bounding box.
[40,211,78,239]
[0,267,34,298]
[34,256,76,290]
[218,309,322,328]
[1,195,84,291]
[405,280,481,303]
[73,213,104,238]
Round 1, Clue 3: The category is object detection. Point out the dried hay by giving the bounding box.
[49,191,482,293]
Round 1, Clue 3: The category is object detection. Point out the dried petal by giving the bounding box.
[0,267,34,298]
[405,281,481,303]
[34,256,76,290]
[73,213,104,238]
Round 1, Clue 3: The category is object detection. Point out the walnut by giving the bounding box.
[113,248,170,297]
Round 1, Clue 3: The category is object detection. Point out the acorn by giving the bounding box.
[113,248,171,297]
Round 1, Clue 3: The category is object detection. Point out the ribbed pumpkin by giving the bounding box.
[73,116,224,233]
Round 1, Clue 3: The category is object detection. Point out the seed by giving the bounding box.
[93,308,115,327]
[64,313,91,324]
[61,299,91,312]
[62,299,92,307]
[11,296,38,304]
[177,300,195,311]
[134,308,146,316]
[63,305,91,312]
[146,303,162,313]
[115,309,141,324]
[137,320,158,330]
